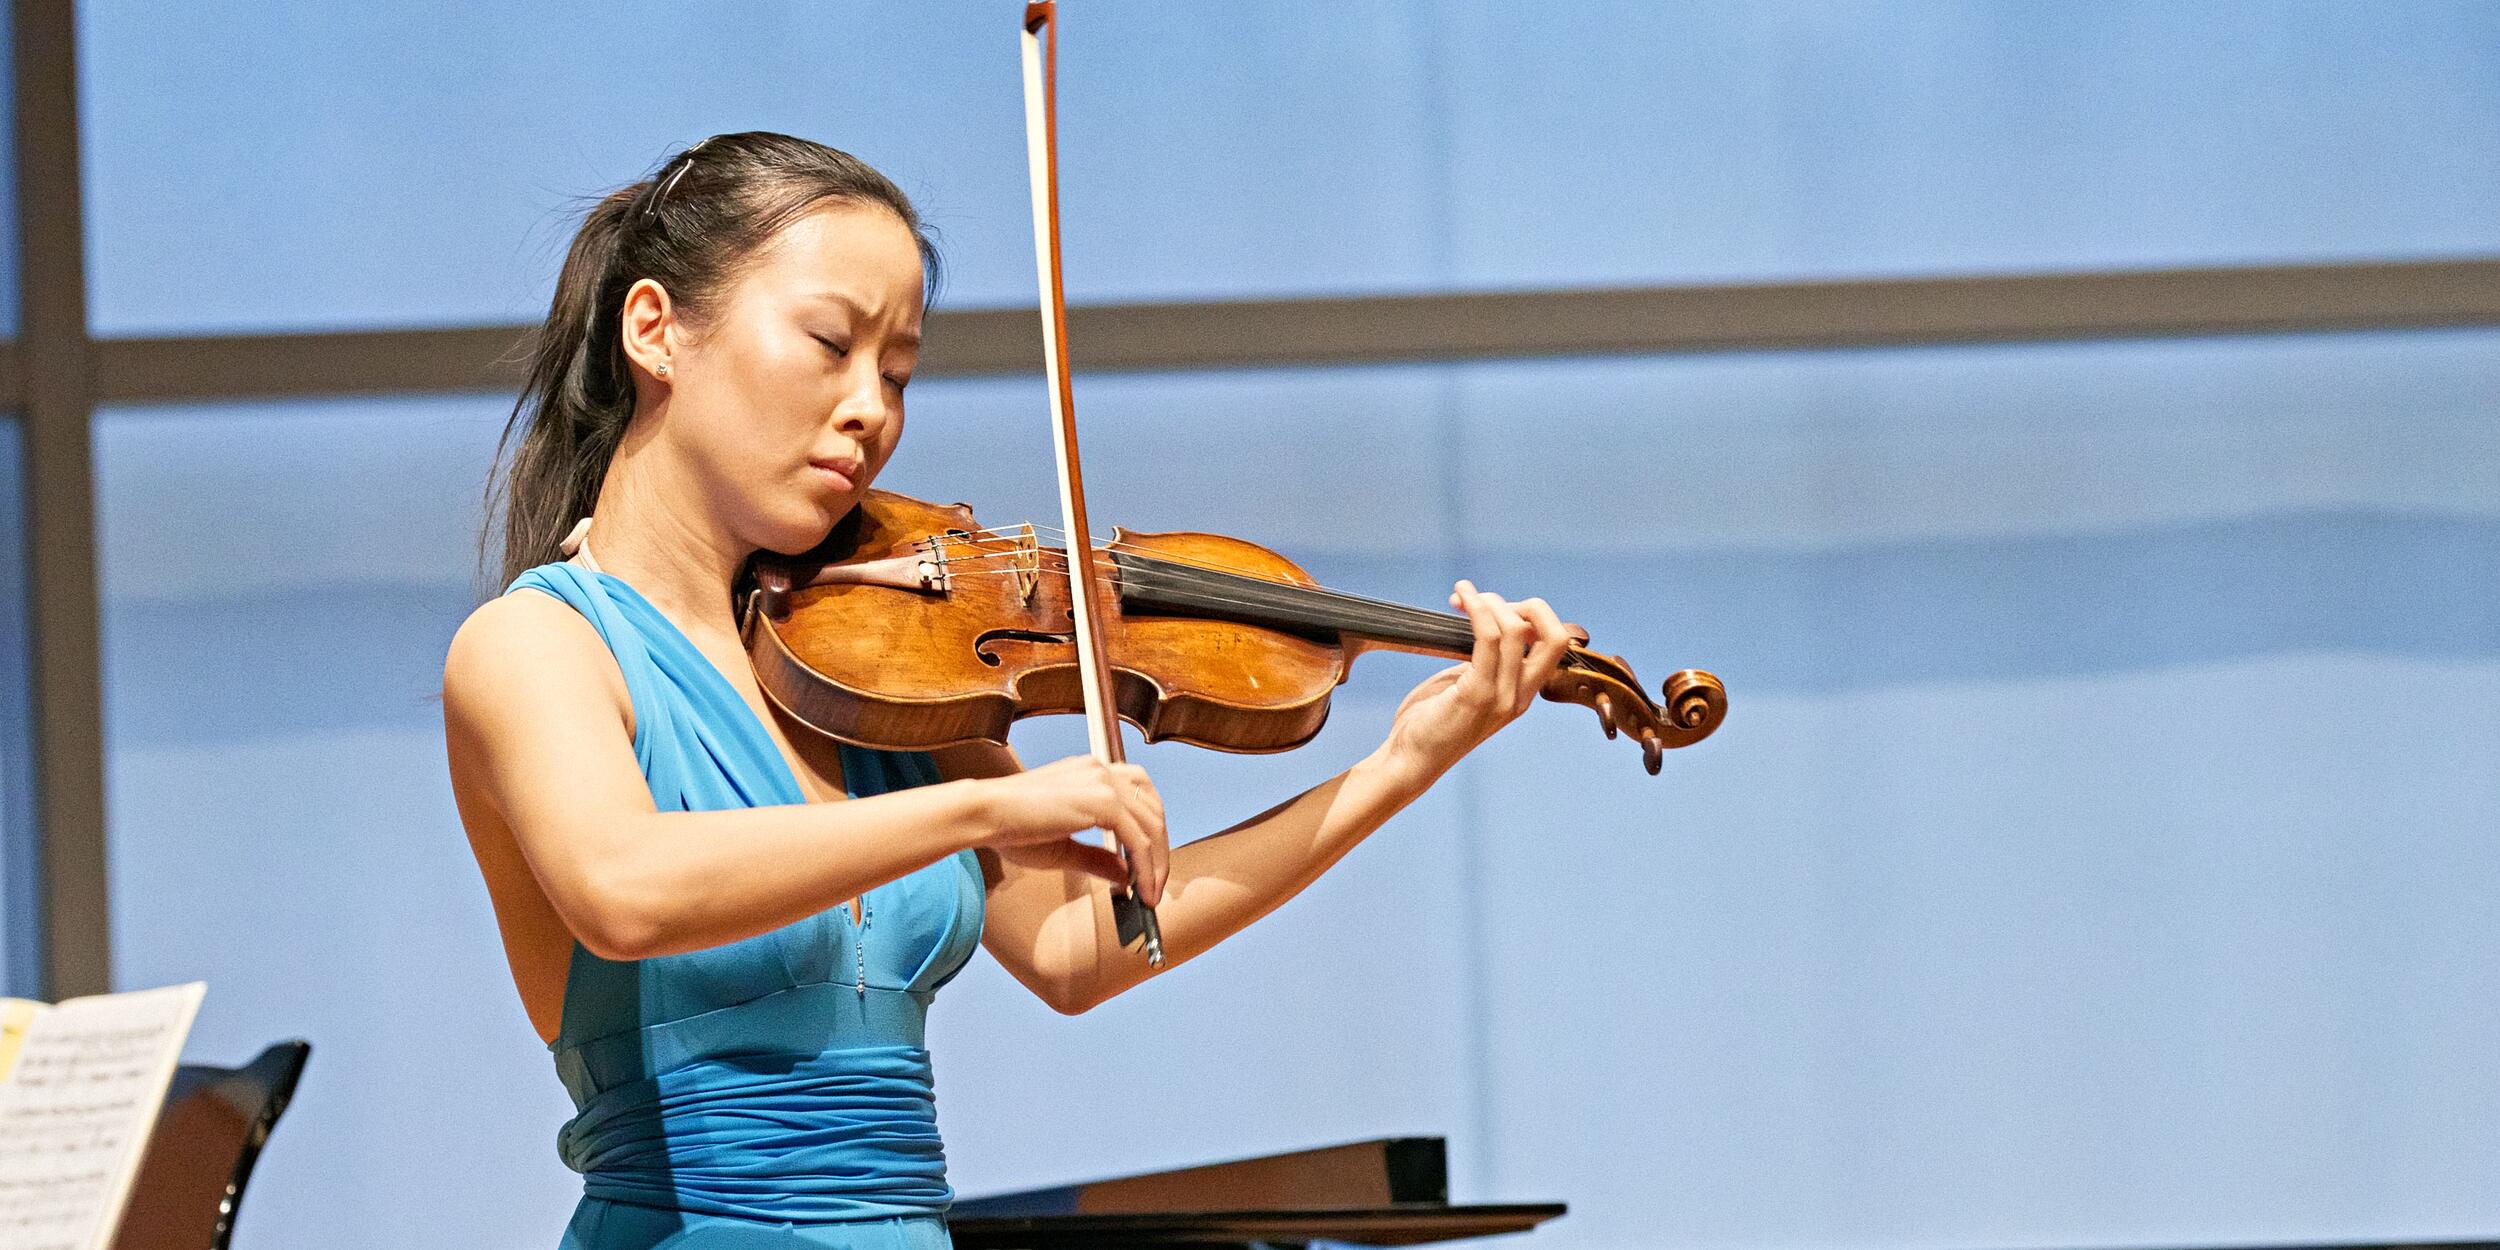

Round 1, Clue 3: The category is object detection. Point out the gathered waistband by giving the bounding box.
[555,982,932,1106]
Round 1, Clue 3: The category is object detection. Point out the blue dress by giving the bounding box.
[509,563,984,1250]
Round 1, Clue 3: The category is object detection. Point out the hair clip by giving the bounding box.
[643,137,717,224]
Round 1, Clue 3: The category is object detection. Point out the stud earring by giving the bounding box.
[657,362,671,377]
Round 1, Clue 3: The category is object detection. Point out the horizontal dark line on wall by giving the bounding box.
[93,325,531,406]
[71,257,2500,404]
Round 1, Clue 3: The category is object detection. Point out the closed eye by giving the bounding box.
[814,335,851,358]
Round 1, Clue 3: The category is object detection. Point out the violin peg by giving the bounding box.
[1595,692,1618,739]
[1641,735,1664,776]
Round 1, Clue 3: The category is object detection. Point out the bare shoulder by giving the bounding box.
[442,589,629,735]
[929,739,1022,782]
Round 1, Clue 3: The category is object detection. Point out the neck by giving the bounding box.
[578,419,750,640]
[1108,550,1479,656]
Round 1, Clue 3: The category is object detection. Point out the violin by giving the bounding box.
[739,490,1727,775]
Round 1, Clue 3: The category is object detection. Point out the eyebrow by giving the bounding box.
[807,290,922,346]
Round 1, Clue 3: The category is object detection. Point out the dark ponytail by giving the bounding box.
[483,132,940,589]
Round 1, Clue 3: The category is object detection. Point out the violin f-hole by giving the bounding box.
[974,604,1079,667]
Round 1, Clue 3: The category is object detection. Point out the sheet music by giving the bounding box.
[0,983,205,1250]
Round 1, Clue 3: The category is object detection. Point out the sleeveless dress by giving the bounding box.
[508,563,985,1250]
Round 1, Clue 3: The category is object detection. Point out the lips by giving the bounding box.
[809,458,863,489]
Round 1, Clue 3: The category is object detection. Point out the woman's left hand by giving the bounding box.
[1380,580,1580,779]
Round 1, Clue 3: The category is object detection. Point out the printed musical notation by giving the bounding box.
[0,983,204,1250]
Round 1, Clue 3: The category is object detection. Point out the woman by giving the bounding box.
[442,132,1575,1250]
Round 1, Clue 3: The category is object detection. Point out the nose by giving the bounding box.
[831,362,894,441]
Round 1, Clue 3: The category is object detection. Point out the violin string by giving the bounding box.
[916,526,1488,633]
[929,549,1485,643]
[1022,527,1532,629]
[905,566,1606,679]
[916,524,1354,588]
[911,534,1602,670]
[912,520,1415,599]
[925,564,1458,636]
[919,539,1370,609]
[928,567,1599,676]
[917,526,1285,584]
[863,526,1614,681]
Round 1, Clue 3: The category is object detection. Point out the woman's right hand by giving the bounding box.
[963,755,1169,906]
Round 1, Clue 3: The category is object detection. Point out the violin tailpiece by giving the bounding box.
[799,553,951,595]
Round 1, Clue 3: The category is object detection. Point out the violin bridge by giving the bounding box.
[1012,522,1041,604]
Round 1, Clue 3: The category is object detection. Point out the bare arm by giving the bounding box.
[956,579,1572,1014]
[947,738,1440,1015]
[444,591,1152,961]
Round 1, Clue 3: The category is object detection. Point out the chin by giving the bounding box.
[753,497,858,558]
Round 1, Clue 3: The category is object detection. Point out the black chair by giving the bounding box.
[112,1040,312,1250]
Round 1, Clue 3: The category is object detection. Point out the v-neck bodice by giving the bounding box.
[505,561,985,1225]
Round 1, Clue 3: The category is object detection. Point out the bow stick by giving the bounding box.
[1020,1,1165,966]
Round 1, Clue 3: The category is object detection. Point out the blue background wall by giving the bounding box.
[7,2,2496,1248]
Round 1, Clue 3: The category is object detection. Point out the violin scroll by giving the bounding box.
[1544,647,1726,775]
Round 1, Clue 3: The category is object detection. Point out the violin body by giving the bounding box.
[741,490,1727,773]
[745,491,1346,754]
